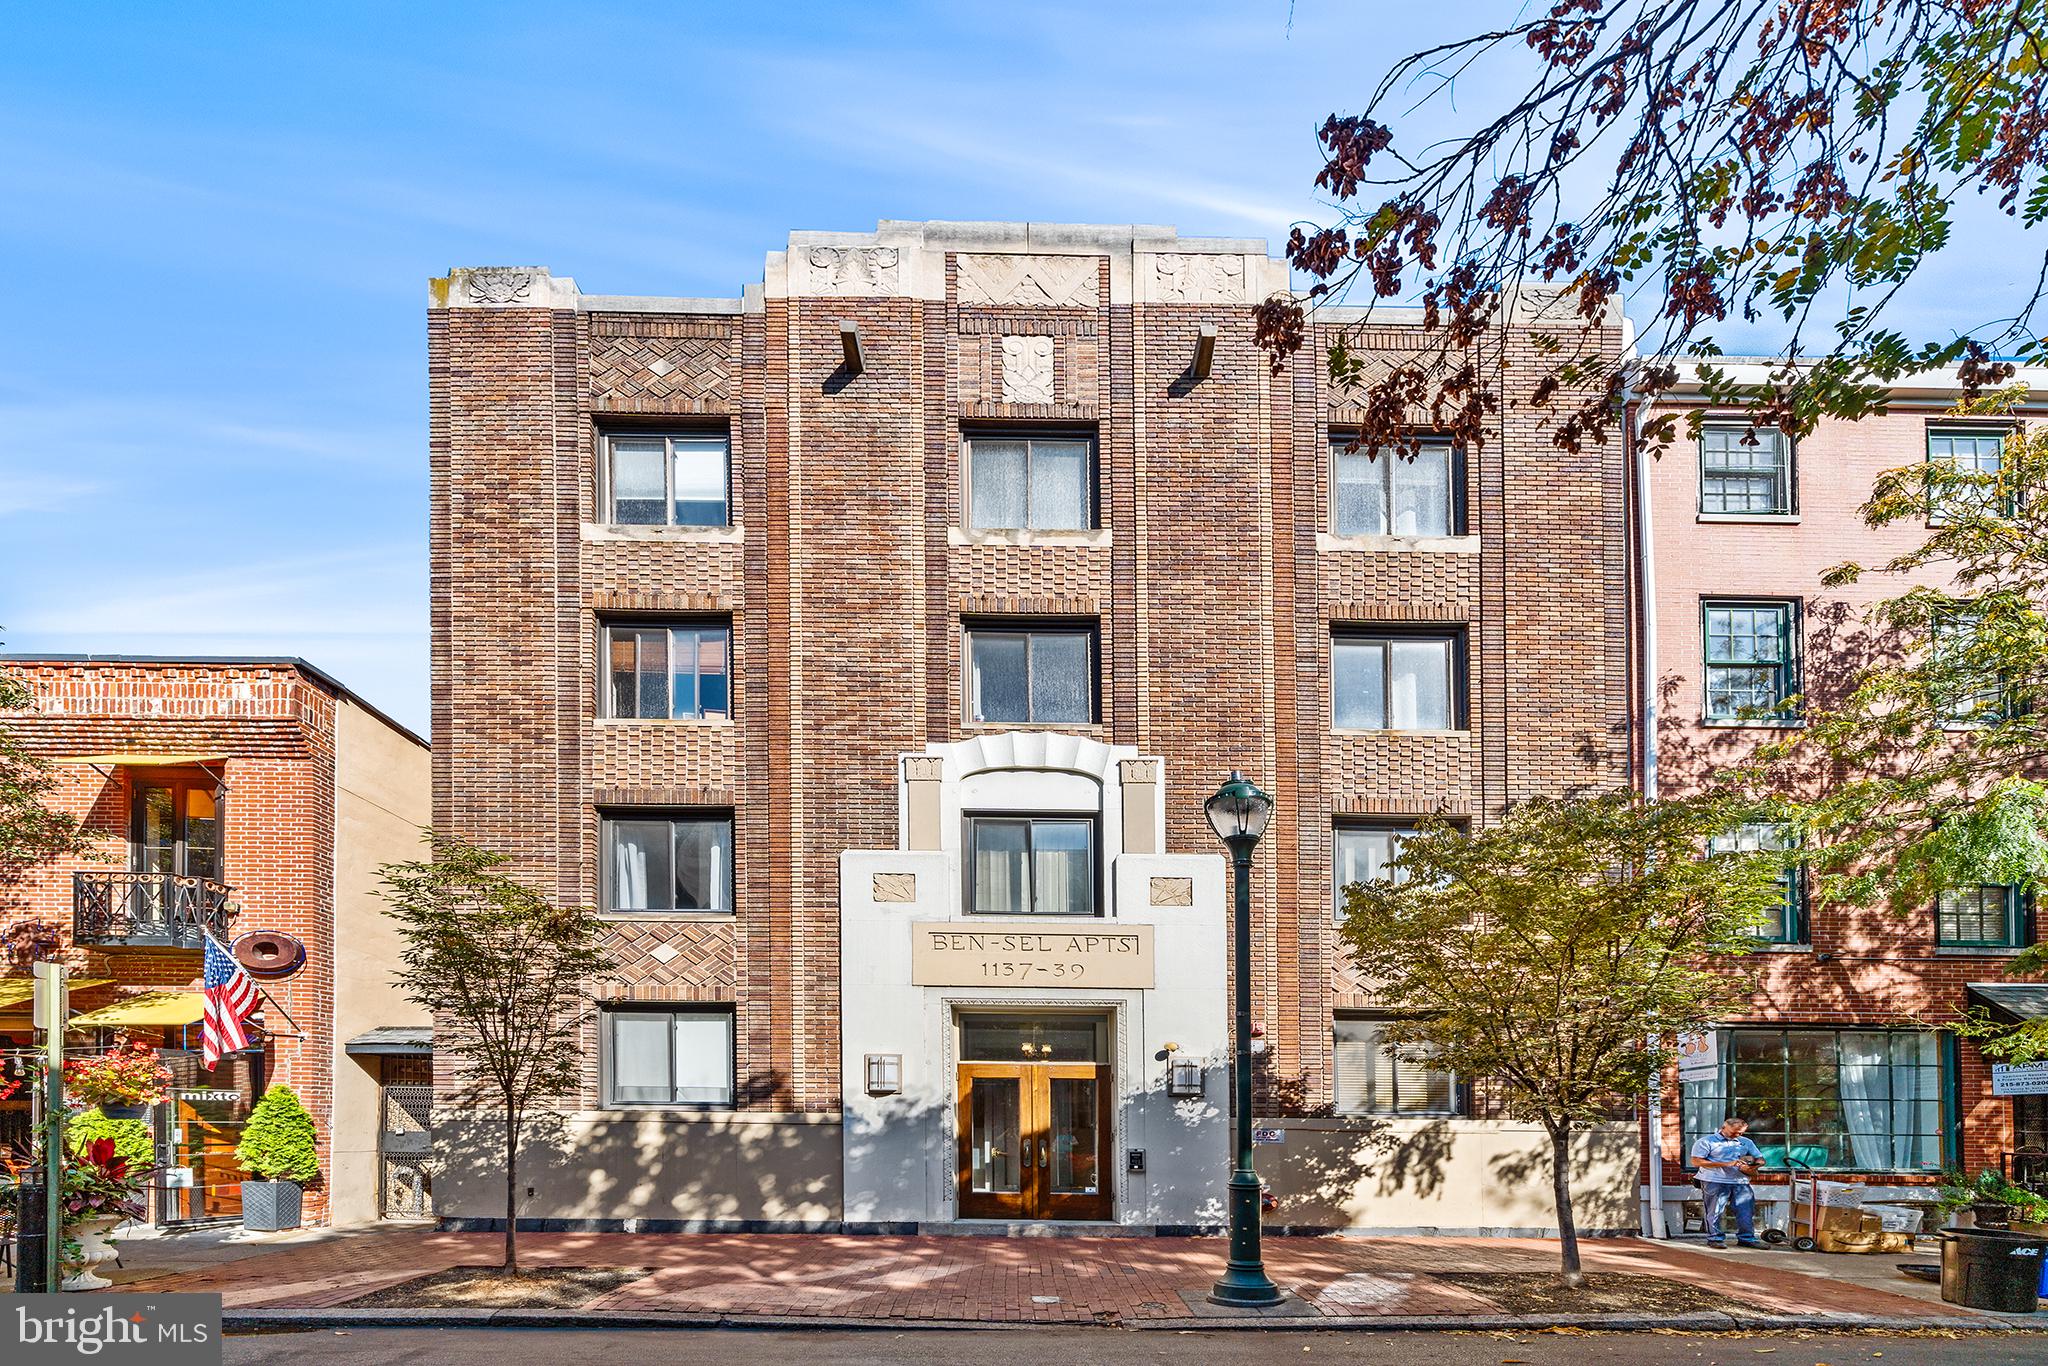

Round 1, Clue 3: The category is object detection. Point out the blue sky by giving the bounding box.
[3,3,2035,735]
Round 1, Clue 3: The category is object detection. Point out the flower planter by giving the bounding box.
[1968,1200,2013,1230]
[60,1214,124,1291]
[241,1180,302,1232]
[97,1102,150,1121]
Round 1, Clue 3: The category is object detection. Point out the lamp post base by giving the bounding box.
[1206,1275,1286,1308]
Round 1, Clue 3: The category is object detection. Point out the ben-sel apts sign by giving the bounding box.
[911,921,1154,988]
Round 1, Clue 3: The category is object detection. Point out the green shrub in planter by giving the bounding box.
[236,1084,319,1232]
[67,1109,155,1173]
[237,1084,319,1183]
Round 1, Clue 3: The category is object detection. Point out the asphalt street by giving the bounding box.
[222,1327,2048,1365]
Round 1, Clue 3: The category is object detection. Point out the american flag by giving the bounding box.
[202,934,261,1069]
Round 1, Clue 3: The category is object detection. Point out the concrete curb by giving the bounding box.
[222,1306,2048,1335]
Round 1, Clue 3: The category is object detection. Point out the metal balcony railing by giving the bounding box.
[73,871,234,948]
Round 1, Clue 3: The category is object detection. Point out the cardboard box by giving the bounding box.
[1791,1178,1864,1210]
[1861,1202,1925,1235]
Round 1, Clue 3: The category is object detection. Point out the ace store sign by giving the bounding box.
[912,921,1155,988]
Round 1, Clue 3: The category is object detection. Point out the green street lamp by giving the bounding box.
[1204,770,1283,1308]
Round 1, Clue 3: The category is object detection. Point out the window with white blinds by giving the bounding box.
[1333,1017,1461,1116]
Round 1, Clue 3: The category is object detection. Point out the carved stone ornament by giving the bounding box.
[956,254,1099,308]
[1149,877,1195,907]
[462,268,536,306]
[803,246,901,296]
[873,872,918,904]
[1153,253,1246,304]
[1000,335,1055,404]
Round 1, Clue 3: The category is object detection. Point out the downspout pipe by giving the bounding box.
[1627,361,1668,1238]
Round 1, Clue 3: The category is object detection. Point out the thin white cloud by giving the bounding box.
[0,475,102,518]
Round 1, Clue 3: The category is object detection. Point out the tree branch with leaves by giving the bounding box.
[1265,0,2048,455]
[0,653,95,886]
[379,834,606,1273]
[1339,792,1782,1284]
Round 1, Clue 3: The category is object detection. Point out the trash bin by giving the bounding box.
[1939,1229,2048,1313]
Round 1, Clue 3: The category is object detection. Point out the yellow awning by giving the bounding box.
[53,754,226,767]
[0,978,113,1010]
[67,992,206,1027]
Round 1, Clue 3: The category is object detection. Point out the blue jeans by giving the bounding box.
[1700,1180,1756,1243]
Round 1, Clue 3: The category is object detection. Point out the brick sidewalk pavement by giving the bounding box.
[89,1225,2010,1326]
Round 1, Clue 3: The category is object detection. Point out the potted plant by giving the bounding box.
[1934,1169,2048,1229]
[62,1036,170,1120]
[235,1084,318,1232]
[0,1136,156,1290]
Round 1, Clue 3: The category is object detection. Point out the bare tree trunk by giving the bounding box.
[1550,1119,1584,1288]
[503,1110,519,1275]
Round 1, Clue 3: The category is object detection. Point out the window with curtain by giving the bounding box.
[1331,438,1460,536]
[966,816,1096,916]
[1706,823,1805,943]
[967,436,1093,531]
[1333,1017,1461,1116]
[602,814,733,914]
[603,1007,734,1107]
[605,432,730,527]
[1332,631,1460,730]
[1679,1028,1943,1172]
[1937,884,2024,949]
[1702,600,1800,722]
[966,625,1094,724]
[1699,425,1794,515]
[1927,427,2007,521]
[605,622,731,720]
[1332,824,1416,924]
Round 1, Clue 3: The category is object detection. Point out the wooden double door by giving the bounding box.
[957,1061,1112,1220]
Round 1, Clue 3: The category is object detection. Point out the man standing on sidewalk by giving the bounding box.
[1691,1116,1767,1249]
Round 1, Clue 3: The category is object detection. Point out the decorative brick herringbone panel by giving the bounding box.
[590,330,735,413]
[596,920,737,998]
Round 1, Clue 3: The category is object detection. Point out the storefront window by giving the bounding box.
[1679,1027,1943,1173]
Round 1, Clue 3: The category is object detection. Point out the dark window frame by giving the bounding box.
[1707,822,1809,945]
[962,617,1100,726]
[1701,597,1803,725]
[961,811,1102,918]
[961,427,1100,532]
[598,808,736,916]
[1679,1026,1945,1174]
[1329,624,1470,732]
[600,618,733,721]
[599,428,733,529]
[599,1004,736,1110]
[1328,433,1468,537]
[1697,422,1796,516]
[1936,883,2029,950]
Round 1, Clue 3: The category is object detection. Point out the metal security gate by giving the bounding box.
[378,1082,433,1219]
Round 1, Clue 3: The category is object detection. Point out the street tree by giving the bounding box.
[1262,1,2048,454]
[380,834,606,1273]
[1338,792,1784,1284]
[1751,393,2048,1054]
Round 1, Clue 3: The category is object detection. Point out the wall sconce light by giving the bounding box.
[864,1053,901,1095]
[1168,1060,1205,1099]
[839,320,865,375]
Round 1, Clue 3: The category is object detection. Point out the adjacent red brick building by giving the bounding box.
[1633,367,2048,1229]
[0,656,430,1228]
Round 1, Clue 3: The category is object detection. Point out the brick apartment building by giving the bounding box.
[1634,368,2048,1231]
[426,221,1642,1235]
[0,656,430,1228]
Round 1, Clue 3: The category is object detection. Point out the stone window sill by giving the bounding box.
[582,522,743,544]
[594,911,738,923]
[1933,945,2022,958]
[950,527,1111,549]
[1330,727,1473,739]
[1696,513,1801,525]
[1317,532,1480,554]
[595,717,736,729]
